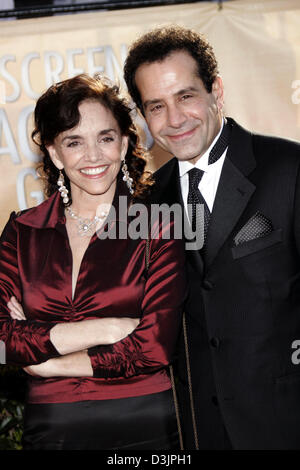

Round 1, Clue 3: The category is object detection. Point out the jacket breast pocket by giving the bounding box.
[231,229,283,260]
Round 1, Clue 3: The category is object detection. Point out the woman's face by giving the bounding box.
[47,99,128,204]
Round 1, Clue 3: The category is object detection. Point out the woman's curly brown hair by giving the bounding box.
[32,73,154,203]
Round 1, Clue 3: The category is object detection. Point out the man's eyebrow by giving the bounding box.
[175,87,198,96]
[143,99,161,110]
[143,87,198,110]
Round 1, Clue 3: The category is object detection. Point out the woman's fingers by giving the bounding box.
[9,311,23,320]
[10,296,24,314]
[23,366,37,376]
[7,296,26,320]
[7,304,23,320]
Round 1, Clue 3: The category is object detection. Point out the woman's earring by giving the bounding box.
[57,171,69,204]
[121,159,134,195]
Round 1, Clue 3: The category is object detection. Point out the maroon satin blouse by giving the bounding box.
[0,183,186,403]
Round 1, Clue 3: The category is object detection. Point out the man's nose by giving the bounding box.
[166,103,186,128]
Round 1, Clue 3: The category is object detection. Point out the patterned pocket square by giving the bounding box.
[234,212,273,246]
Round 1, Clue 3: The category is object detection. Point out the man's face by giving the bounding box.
[135,50,224,164]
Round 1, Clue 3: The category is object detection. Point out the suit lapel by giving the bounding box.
[204,157,255,268]
[204,118,257,269]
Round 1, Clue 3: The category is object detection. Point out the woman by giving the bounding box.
[0,74,186,450]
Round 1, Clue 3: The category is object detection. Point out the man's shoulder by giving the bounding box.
[229,117,300,168]
[154,156,178,181]
[230,117,299,151]
[148,157,179,204]
[253,132,300,155]
[252,132,300,171]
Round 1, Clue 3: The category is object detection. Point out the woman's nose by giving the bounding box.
[84,142,101,162]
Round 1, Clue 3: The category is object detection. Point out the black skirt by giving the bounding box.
[23,389,179,450]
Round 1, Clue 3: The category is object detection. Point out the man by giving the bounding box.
[124,25,300,450]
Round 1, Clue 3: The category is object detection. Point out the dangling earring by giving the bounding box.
[121,159,134,195]
[57,170,69,205]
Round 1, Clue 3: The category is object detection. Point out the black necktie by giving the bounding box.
[187,168,210,245]
[187,120,231,246]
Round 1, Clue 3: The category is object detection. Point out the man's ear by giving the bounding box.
[212,76,224,111]
[46,144,64,170]
[121,136,129,160]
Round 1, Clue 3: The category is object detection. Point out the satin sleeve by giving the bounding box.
[0,212,60,366]
[88,215,187,378]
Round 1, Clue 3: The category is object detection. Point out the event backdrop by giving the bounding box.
[0,0,300,229]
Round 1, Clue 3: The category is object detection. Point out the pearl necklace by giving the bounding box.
[65,206,109,237]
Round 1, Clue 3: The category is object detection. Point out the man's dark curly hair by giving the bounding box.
[124,25,219,113]
[32,74,153,202]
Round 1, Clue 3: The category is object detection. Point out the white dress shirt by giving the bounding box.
[178,120,228,223]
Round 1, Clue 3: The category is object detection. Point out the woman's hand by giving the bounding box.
[23,361,55,378]
[23,364,42,377]
[7,296,26,320]
[23,351,93,378]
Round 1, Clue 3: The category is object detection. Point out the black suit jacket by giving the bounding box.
[152,118,300,449]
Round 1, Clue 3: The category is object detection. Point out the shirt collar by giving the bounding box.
[178,118,225,178]
[16,174,133,229]
[16,190,65,229]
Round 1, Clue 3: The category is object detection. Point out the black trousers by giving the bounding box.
[23,389,179,450]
